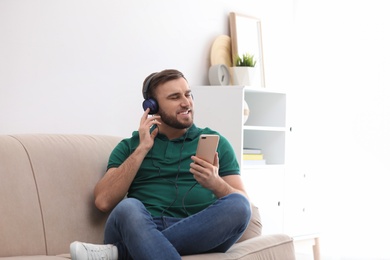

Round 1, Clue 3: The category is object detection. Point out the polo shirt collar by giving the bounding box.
[154,124,200,142]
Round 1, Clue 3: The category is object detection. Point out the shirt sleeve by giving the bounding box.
[217,135,240,176]
[107,139,132,170]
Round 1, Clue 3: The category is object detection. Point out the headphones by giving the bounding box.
[142,74,159,115]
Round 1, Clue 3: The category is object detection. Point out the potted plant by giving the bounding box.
[232,53,257,86]
[235,53,257,67]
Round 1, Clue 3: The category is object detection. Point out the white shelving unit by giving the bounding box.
[243,87,286,165]
[192,85,320,260]
[191,86,286,166]
[191,85,287,234]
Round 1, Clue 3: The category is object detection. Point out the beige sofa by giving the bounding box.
[0,134,295,260]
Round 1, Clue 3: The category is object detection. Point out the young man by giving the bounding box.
[70,69,251,259]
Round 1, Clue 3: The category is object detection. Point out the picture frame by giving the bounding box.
[229,12,266,88]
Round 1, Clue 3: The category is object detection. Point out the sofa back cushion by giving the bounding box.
[0,136,47,257]
[18,135,122,255]
[0,135,122,256]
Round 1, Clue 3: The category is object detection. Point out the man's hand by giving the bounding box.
[190,152,248,199]
[190,153,226,193]
[138,108,161,151]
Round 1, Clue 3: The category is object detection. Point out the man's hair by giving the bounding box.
[143,69,187,99]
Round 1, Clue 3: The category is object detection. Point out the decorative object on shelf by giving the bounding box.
[209,35,233,85]
[232,53,257,86]
[208,64,230,85]
[229,12,266,88]
[210,35,232,67]
[243,100,250,124]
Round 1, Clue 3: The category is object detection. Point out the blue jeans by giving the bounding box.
[104,193,251,260]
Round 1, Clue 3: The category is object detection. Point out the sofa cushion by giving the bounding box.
[182,234,295,260]
[0,256,69,260]
[0,136,46,257]
[10,135,122,256]
[237,204,262,243]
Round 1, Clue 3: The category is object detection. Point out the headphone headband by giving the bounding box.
[142,73,157,99]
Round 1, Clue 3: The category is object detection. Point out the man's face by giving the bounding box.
[154,77,194,129]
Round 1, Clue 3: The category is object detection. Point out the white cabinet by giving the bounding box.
[191,85,320,259]
[191,85,287,235]
[242,166,285,234]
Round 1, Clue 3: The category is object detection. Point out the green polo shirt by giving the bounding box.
[107,124,240,218]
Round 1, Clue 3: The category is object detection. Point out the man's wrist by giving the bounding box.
[212,178,232,198]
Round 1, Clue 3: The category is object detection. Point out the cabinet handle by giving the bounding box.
[278,201,281,206]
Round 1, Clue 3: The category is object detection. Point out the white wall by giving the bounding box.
[0,0,292,136]
[2,1,390,259]
[292,1,390,259]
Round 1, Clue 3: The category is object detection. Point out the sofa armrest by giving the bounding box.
[182,234,296,260]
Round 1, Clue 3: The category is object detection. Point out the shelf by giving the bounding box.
[242,164,285,170]
[243,86,286,94]
[244,91,286,128]
[243,125,287,132]
[244,130,285,165]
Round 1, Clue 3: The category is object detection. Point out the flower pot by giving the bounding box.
[231,67,256,86]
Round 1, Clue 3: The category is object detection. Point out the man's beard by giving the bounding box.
[159,109,193,129]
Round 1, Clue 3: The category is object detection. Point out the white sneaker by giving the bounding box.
[70,241,118,260]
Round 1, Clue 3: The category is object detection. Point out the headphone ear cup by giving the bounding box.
[142,98,159,114]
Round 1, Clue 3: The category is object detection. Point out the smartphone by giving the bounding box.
[195,134,220,163]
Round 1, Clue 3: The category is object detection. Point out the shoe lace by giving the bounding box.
[85,245,112,260]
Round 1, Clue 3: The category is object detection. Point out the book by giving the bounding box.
[243,148,262,154]
[243,153,264,160]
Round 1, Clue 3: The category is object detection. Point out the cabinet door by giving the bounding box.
[284,169,317,236]
[242,166,285,234]
[284,120,318,237]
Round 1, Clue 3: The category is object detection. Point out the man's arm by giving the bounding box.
[94,109,160,212]
[94,145,149,212]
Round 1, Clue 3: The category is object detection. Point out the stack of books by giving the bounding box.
[243,148,266,166]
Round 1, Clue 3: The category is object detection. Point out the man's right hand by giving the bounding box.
[138,108,161,151]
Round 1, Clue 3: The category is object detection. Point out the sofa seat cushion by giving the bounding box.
[0,256,70,260]
[182,234,295,260]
